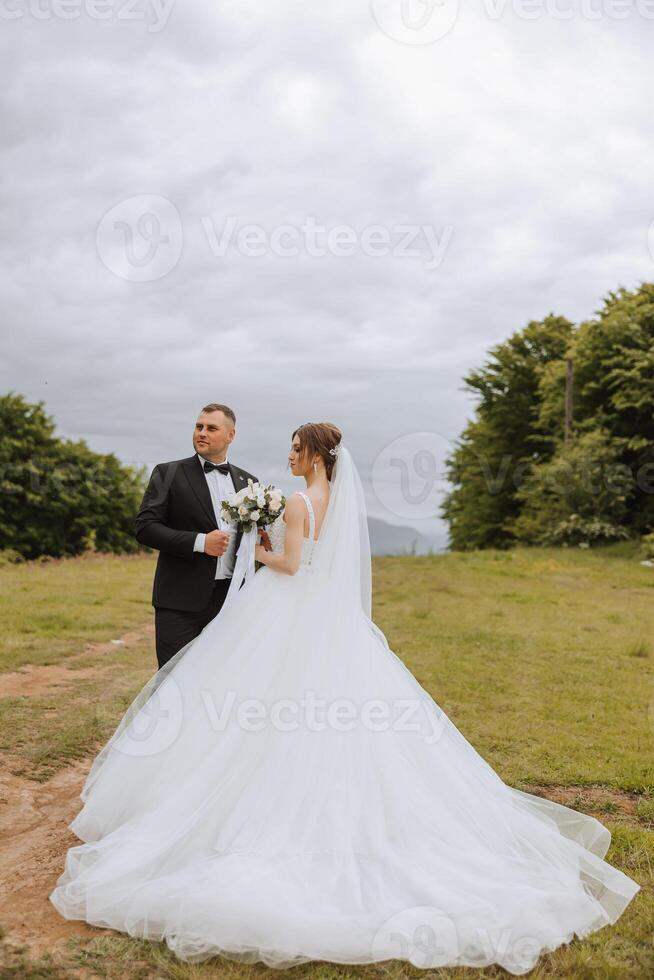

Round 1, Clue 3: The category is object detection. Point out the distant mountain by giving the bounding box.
[367,517,435,556]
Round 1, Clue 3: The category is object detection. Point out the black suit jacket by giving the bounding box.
[135,455,257,612]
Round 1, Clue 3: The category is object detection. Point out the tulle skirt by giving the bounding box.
[49,563,639,974]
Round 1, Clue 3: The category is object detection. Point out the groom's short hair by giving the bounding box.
[200,403,236,426]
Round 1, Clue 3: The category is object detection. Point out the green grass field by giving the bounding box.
[1,548,653,978]
[0,553,156,673]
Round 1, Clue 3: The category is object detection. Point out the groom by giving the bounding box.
[135,403,258,668]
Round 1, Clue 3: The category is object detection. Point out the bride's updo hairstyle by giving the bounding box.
[292,422,342,481]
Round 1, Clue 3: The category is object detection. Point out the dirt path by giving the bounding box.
[526,783,644,821]
[0,624,154,699]
[0,757,114,957]
[0,623,155,957]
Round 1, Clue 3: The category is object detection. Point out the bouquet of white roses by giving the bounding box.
[221,480,285,534]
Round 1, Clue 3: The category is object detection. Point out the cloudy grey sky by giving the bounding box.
[2,0,653,548]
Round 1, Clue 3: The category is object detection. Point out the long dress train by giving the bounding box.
[49,454,639,974]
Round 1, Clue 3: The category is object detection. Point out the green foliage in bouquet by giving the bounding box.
[220,481,285,534]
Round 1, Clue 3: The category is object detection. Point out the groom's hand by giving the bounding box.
[204,530,231,557]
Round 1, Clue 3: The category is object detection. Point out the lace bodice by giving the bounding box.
[267,493,318,567]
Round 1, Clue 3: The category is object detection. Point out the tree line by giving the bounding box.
[0,393,146,559]
[4,279,653,561]
[442,282,654,549]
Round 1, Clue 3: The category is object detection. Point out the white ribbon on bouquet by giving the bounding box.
[222,524,258,612]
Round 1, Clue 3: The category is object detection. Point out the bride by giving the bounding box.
[50,422,639,974]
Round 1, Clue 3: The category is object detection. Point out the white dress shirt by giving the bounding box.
[193,454,238,580]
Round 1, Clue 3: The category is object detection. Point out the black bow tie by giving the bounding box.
[203,461,230,475]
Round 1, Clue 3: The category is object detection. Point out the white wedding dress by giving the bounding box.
[50,449,639,974]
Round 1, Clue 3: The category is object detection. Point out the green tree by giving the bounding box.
[527,283,654,541]
[510,429,633,546]
[0,393,146,559]
[566,284,654,534]
[442,315,574,550]
[443,283,654,550]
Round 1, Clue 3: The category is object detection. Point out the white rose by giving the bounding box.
[269,499,282,513]
[238,505,248,517]
[250,510,260,522]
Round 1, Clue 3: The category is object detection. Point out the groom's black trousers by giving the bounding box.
[154,578,231,669]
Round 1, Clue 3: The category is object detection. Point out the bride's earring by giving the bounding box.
[313,462,317,474]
